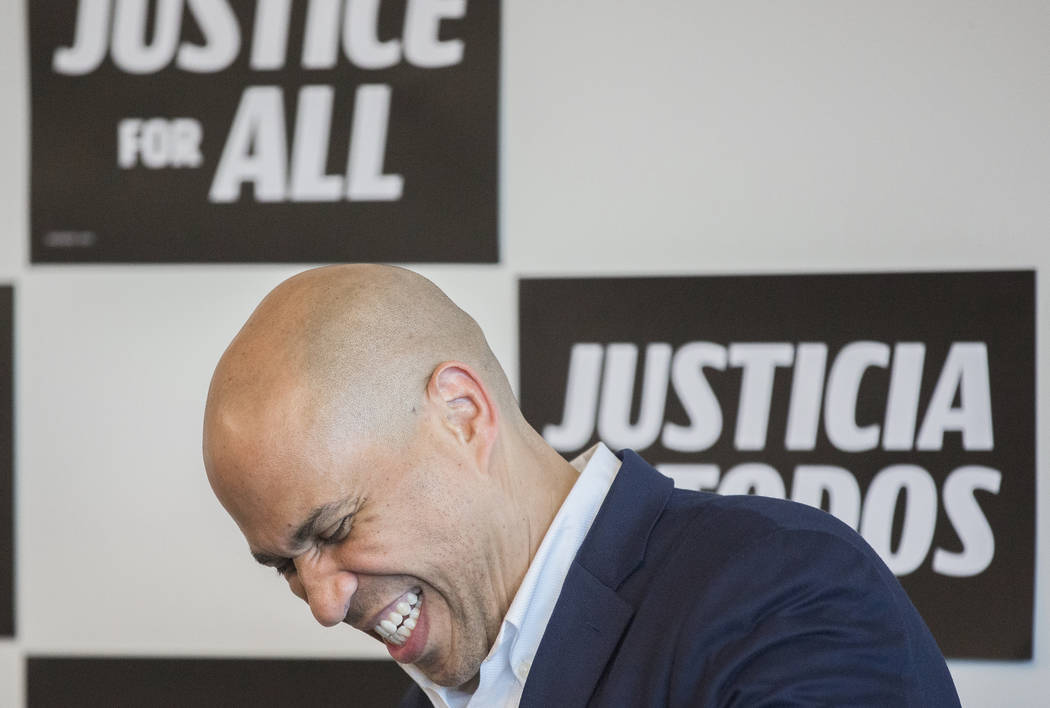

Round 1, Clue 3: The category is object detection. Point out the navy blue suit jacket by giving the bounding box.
[401,450,960,707]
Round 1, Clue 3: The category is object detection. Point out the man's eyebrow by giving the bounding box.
[249,496,358,566]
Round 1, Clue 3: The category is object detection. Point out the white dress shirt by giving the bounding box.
[403,443,622,708]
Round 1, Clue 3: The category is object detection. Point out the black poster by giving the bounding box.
[0,286,11,637]
[29,1,499,263]
[519,271,1035,659]
[28,657,413,707]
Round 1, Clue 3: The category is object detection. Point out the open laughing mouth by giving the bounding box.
[373,587,422,646]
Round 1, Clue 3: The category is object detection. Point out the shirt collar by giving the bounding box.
[503,443,621,671]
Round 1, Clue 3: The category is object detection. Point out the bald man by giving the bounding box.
[204,265,960,707]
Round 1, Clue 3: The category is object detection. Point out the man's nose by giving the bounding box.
[288,553,359,627]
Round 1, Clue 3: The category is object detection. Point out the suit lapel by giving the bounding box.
[521,451,673,708]
[519,564,633,707]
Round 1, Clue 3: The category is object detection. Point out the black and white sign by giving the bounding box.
[0,286,11,637]
[29,0,499,263]
[28,657,413,706]
[520,271,1035,659]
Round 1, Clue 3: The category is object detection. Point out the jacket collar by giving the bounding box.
[521,450,673,707]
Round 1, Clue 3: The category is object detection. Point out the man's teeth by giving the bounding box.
[374,588,422,646]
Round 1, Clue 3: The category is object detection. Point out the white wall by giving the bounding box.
[2,1,1048,706]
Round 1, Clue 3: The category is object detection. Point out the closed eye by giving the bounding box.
[318,514,354,545]
[252,551,296,577]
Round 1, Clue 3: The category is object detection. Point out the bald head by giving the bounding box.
[206,265,515,453]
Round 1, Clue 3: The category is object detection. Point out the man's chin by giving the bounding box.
[451,672,481,694]
[412,650,483,693]
[423,666,481,694]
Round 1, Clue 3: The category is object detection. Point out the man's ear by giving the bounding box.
[426,362,500,459]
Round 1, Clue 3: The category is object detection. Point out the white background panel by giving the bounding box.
[505,1,1048,272]
[1,1,1048,705]
[0,641,23,708]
